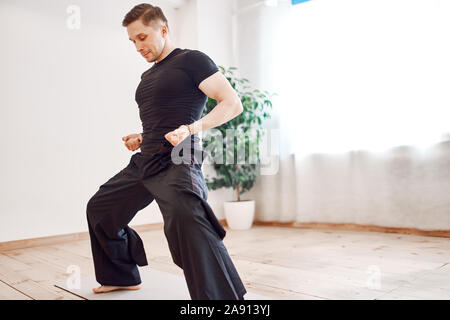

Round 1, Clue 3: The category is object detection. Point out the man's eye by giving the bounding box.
[139,37,146,41]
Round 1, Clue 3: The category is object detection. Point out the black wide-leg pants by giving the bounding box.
[86,147,247,300]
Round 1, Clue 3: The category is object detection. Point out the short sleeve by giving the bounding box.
[186,50,219,88]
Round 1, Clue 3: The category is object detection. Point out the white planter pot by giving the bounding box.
[223,200,255,230]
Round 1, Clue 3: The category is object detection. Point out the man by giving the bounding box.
[86,3,247,300]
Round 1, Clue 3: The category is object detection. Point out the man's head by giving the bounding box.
[122,3,170,63]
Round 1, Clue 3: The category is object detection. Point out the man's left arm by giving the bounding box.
[165,71,243,146]
[189,71,243,134]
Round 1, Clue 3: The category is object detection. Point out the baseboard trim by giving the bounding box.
[1,220,448,252]
[251,220,450,238]
[0,223,164,252]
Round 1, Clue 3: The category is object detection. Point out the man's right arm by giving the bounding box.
[122,133,143,151]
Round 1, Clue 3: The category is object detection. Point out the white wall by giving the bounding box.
[174,0,198,49]
[196,0,234,68]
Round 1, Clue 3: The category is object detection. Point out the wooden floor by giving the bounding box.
[0,225,449,300]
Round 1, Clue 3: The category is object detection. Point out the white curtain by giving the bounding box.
[237,0,450,229]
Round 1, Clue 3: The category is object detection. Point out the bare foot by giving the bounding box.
[92,284,141,294]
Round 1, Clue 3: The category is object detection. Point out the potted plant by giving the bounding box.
[201,66,275,230]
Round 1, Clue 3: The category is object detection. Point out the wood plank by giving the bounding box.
[1,225,449,300]
[51,240,92,259]
[0,280,32,300]
[0,252,83,300]
[230,258,388,300]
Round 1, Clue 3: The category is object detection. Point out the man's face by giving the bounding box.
[127,19,167,63]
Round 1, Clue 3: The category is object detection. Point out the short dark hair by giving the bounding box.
[122,3,169,31]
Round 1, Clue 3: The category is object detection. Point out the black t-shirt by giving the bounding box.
[135,48,219,155]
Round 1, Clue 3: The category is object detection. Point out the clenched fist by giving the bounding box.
[122,133,142,151]
[164,125,191,147]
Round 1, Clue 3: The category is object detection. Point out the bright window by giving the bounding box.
[272,0,450,155]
